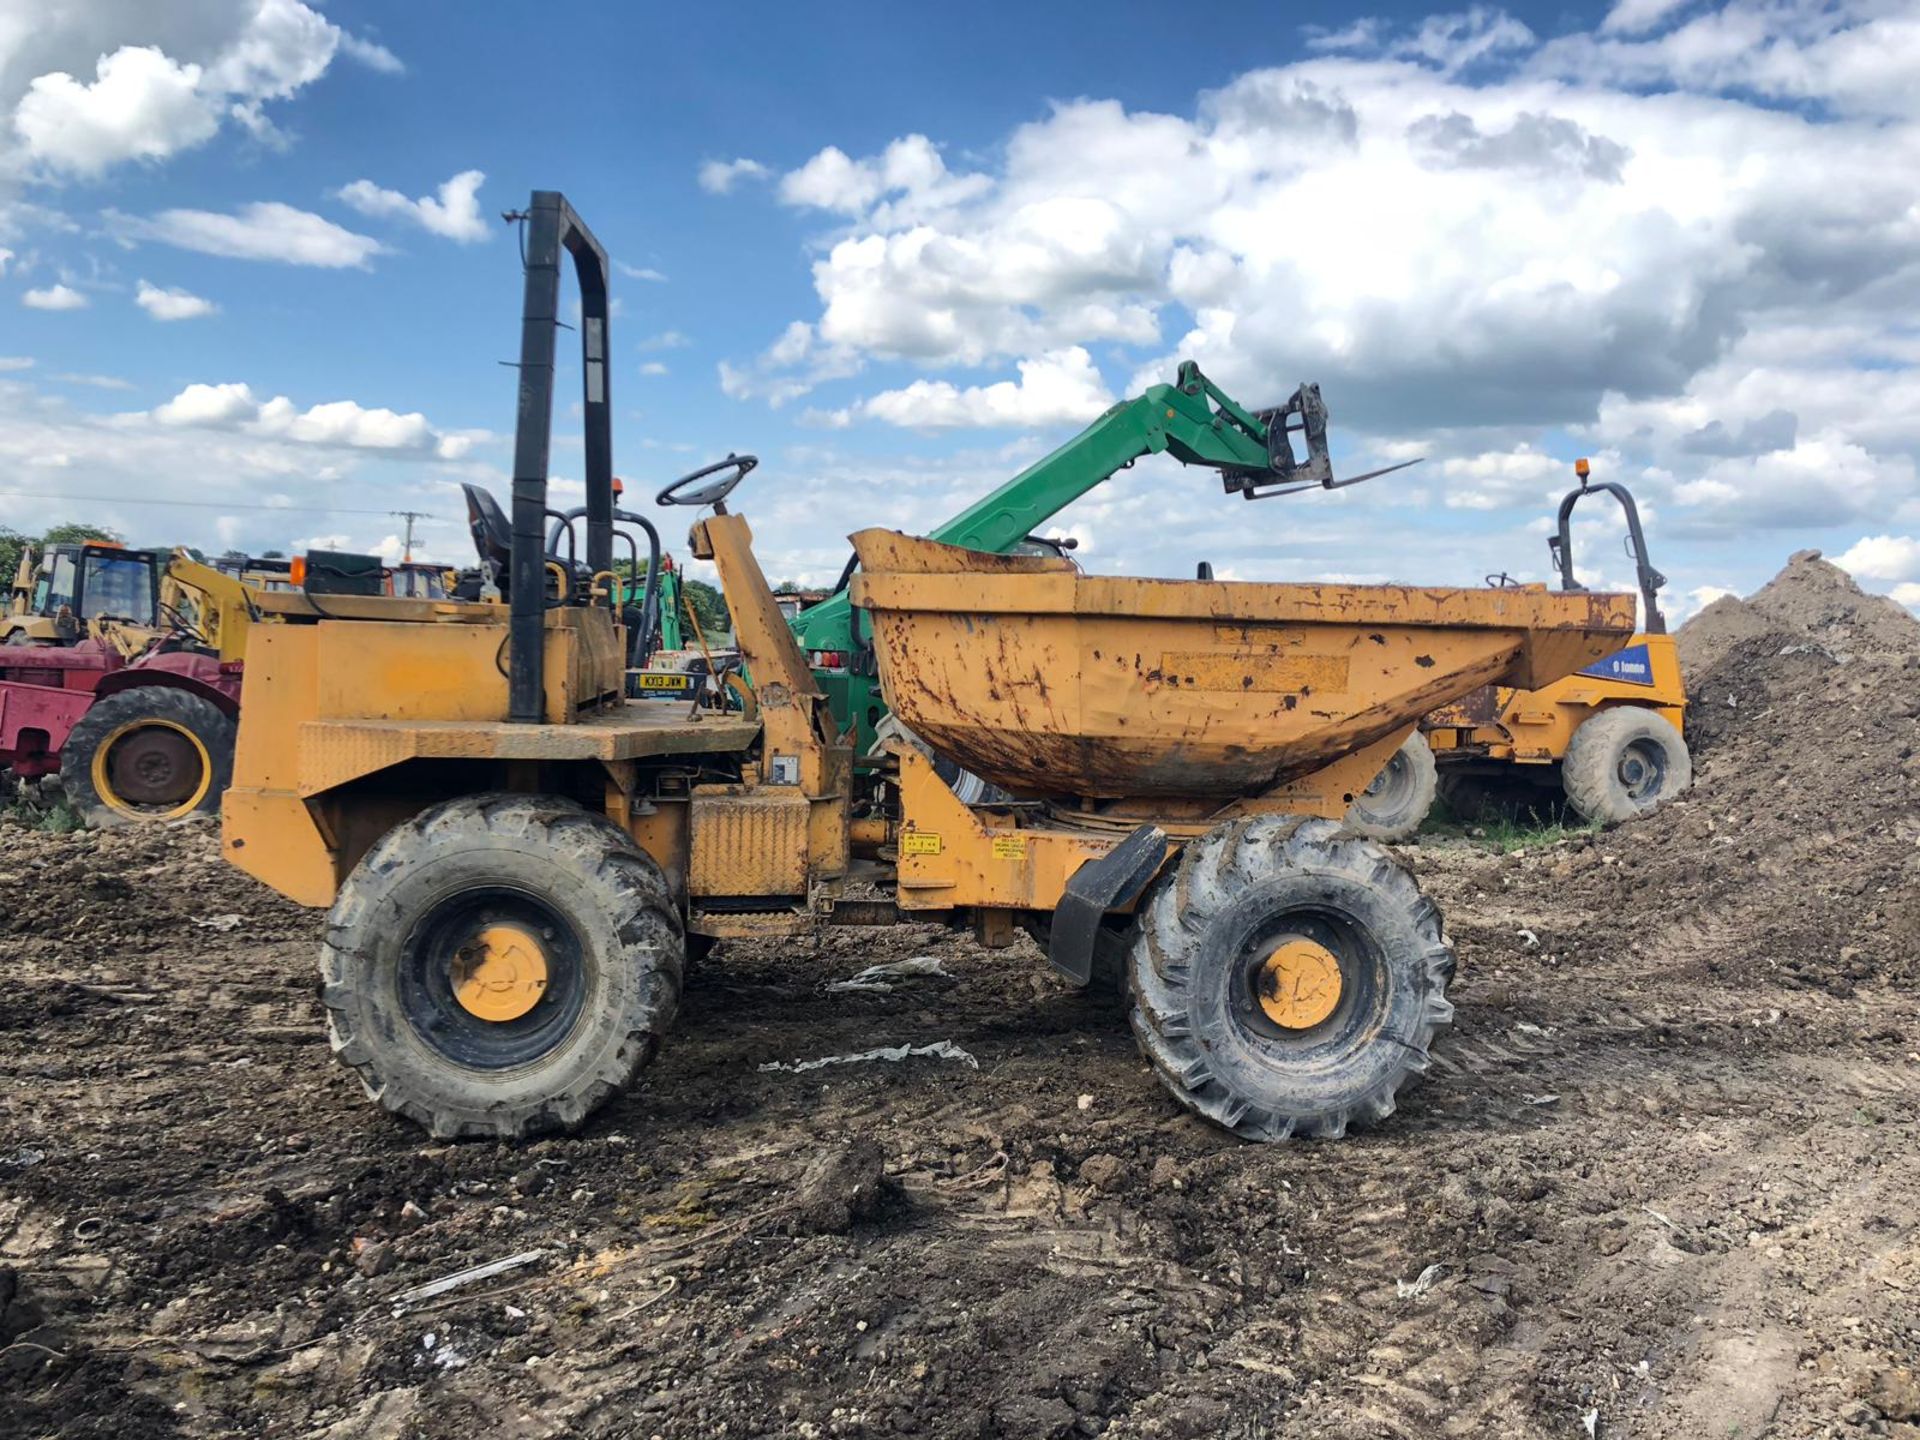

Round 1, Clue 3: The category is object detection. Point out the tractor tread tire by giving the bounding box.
[1345,733,1438,842]
[1128,815,1454,1142]
[320,793,684,1141]
[1561,707,1692,827]
[59,686,235,829]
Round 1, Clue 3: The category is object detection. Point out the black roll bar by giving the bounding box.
[508,191,612,723]
[1548,464,1667,635]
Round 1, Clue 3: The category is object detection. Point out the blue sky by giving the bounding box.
[4,0,1920,616]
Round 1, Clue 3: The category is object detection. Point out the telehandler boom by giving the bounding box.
[221,192,1635,1145]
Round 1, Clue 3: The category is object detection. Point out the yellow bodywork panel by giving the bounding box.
[222,603,764,906]
[1425,630,1686,763]
[850,530,1636,803]
[892,747,1139,912]
[689,785,812,897]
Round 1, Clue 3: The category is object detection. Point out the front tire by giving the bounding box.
[1345,732,1438,841]
[321,795,684,1140]
[1128,816,1454,1141]
[59,687,235,828]
[1561,707,1691,826]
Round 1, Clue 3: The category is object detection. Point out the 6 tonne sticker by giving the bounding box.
[1580,642,1655,686]
[901,832,943,856]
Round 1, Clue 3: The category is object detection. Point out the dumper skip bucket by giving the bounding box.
[849,530,1637,801]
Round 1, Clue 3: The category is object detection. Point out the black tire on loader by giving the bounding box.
[1127,815,1455,1141]
[1560,707,1692,827]
[59,686,236,828]
[321,794,685,1140]
[1344,732,1438,841]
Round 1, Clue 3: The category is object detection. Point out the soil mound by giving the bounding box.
[1746,549,1920,657]
[1673,594,1787,675]
[1566,551,1920,992]
[1674,551,1920,676]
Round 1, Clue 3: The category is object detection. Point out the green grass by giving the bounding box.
[0,781,82,834]
[33,800,83,834]
[1419,802,1602,854]
[1472,814,1601,853]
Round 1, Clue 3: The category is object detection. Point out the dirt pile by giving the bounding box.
[1587,551,1920,992]
[1675,549,1920,674]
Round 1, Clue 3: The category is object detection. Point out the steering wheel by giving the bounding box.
[657,453,758,508]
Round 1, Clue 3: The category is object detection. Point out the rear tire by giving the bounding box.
[321,794,684,1140]
[1345,733,1438,841]
[1561,707,1691,826]
[1128,816,1454,1141]
[59,687,235,828]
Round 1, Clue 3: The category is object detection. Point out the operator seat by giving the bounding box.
[461,483,512,593]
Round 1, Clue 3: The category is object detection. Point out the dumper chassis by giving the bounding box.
[222,193,1635,1145]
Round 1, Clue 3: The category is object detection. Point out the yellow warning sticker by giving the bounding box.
[901,831,943,856]
[990,834,1029,861]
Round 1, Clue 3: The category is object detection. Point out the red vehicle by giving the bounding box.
[1,548,246,825]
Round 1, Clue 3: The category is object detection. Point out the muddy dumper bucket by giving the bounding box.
[848,530,1635,1142]
[849,530,1637,803]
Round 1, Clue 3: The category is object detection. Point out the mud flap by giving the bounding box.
[1047,824,1168,986]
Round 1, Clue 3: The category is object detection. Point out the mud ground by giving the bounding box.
[4,552,1918,1440]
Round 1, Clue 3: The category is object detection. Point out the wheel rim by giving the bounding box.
[91,718,212,821]
[1615,738,1667,801]
[451,923,551,1022]
[1227,905,1381,1050]
[399,888,587,1070]
[1255,937,1344,1029]
[1362,750,1410,808]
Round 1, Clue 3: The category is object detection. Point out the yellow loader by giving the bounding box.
[221,193,1635,1143]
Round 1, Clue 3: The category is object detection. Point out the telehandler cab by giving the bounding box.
[222,192,1636,1144]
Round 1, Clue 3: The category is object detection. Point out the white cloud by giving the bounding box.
[722,0,1920,563]
[335,169,489,243]
[638,361,668,377]
[4,1,403,178]
[146,381,476,458]
[12,45,217,177]
[1835,534,1920,582]
[110,202,383,267]
[1891,582,1920,610]
[817,347,1116,430]
[0,247,11,274]
[617,262,667,282]
[637,329,691,352]
[778,134,992,223]
[22,283,87,310]
[1437,444,1566,510]
[51,372,133,390]
[0,357,35,371]
[698,157,770,194]
[135,279,217,320]
[1600,0,1696,35]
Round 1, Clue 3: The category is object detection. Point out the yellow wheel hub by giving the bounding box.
[451,924,550,1022]
[1255,937,1344,1030]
